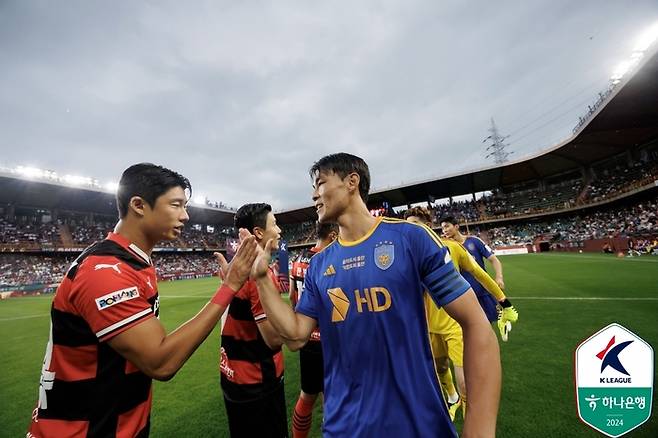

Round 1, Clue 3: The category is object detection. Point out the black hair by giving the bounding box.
[234,203,272,233]
[309,153,370,203]
[116,163,191,218]
[440,215,459,226]
[316,221,339,240]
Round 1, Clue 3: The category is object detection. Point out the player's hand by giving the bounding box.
[251,238,278,279]
[497,299,518,342]
[495,276,505,290]
[222,228,258,291]
[214,252,228,281]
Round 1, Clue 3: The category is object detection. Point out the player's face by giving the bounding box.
[256,212,281,249]
[145,186,189,241]
[441,222,458,239]
[312,170,350,223]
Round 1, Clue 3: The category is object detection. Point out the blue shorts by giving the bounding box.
[477,293,499,322]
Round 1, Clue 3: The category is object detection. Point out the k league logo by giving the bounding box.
[575,323,654,437]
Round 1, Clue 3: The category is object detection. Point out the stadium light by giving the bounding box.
[63,174,93,186]
[104,182,119,193]
[610,60,633,81]
[16,166,45,179]
[193,194,206,205]
[610,22,658,83]
[634,22,658,52]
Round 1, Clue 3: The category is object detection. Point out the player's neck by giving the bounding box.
[337,205,377,243]
[113,219,155,256]
[454,232,466,243]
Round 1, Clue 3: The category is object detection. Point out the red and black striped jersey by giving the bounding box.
[28,232,158,438]
[290,247,321,342]
[219,269,286,402]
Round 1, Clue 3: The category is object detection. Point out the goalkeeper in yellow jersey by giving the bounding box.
[405,207,518,421]
[440,215,519,340]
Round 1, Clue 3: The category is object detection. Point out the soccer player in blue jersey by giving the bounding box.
[252,153,501,437]
[440,216,518,340]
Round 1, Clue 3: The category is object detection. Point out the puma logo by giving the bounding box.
[94,263,122,274]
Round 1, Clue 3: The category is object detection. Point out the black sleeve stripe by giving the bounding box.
[96,308,152,339]
[424,261,457,284]
[426,269,464,294]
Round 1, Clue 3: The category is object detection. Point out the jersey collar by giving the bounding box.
[107,232,153,265]
[338,216,383,247]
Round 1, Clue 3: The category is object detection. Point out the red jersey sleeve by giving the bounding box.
[70,257,155,342]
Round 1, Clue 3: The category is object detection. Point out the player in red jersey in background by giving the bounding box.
[217,203,290,438]
[289,222,338,438]
[28,163,257,438]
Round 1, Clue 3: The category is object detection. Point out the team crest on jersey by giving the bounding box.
[374,241,395,270]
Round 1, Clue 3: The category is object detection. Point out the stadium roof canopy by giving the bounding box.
[276,45,658,224]
[0,173,237,225]
[1,47,657,226]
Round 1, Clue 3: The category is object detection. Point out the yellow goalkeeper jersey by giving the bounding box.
[425,237,505,334]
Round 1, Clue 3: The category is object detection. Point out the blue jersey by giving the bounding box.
[461,236,494,297]
[296,217,470,437]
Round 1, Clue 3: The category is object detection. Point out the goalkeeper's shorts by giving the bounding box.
[430,332,464,367]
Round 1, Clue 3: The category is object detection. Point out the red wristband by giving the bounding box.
[211,284,237,308]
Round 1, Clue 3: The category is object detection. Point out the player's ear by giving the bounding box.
[253,226,265,241]
[129,196,147,218]
[346,172,360,196]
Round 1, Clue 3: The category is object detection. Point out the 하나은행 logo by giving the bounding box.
[575,323,654,437]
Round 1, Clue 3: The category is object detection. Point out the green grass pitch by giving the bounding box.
[1,253,657,437]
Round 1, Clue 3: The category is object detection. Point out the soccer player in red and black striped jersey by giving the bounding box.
[218,203,289,438]
[289,222,337,438]
[28,163,257,438]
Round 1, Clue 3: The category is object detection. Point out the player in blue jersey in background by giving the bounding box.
[252,153,500,437]
[440,216,518,341]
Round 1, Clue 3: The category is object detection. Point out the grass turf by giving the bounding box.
[1,252,657,437]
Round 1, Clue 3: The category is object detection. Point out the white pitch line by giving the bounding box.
[536,254,658,263]
[0,313,48,322]
[509,297,658,301]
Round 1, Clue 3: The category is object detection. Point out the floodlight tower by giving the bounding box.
[484,118,512,165]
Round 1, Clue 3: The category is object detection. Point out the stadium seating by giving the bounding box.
[0,215,235,251]
[483,196,657,246]
[0,253,220,288]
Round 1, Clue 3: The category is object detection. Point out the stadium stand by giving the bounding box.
[482,195,658,247]
[0,214,235,251]
[0,252,220,290]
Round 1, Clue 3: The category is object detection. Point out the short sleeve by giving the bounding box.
[476,237,494,258]
[71,260,154,342]
[409,224,470,307]
[295,261,320,320]
[249,280,267,324]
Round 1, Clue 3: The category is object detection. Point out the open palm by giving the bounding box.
[252,238,276,279]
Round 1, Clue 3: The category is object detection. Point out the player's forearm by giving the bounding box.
[111,296,230,382]
[255,276,308,345]
[490,256,503,281]
[153,300,228,380]
[461,316,501,437]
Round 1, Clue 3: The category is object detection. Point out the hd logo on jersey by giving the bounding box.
[327,287,392,322]
[374,241,394,270]
[575,323,654,437]
[95,286,140,310]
